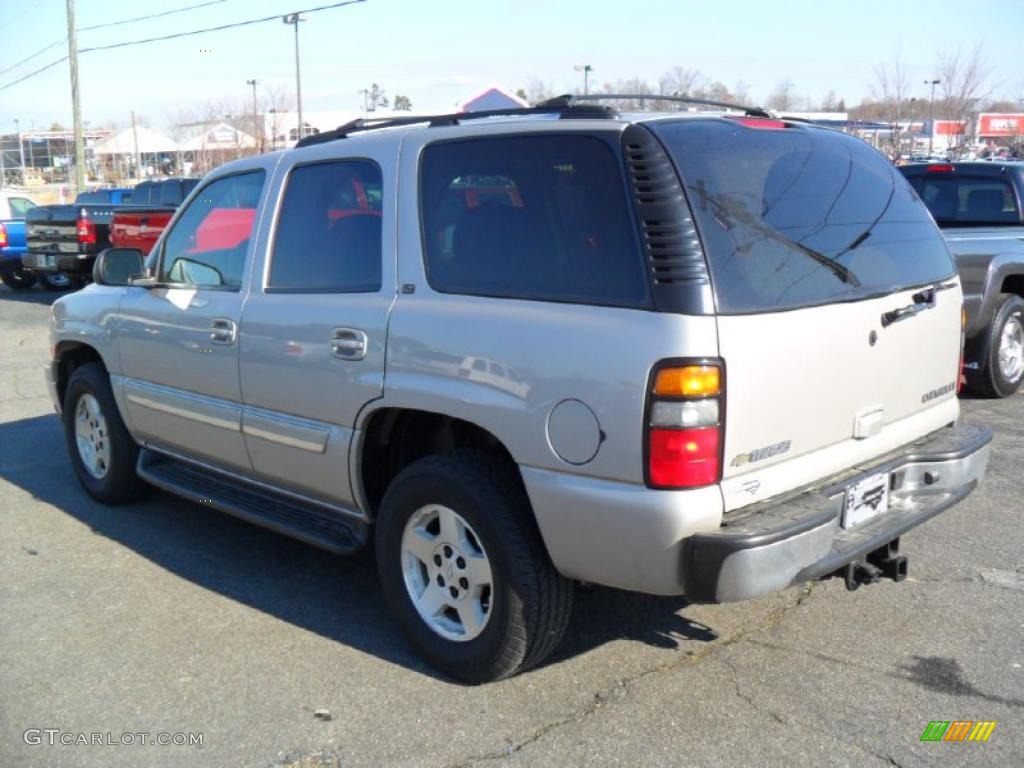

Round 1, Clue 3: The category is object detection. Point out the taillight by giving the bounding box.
[646,361,724,489]
[76,213,96,245]
[0,223,7,248]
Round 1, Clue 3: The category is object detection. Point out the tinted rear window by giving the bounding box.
[651,120,955,313]
[75,191,107,204]
[908,175,1019,226]
[129,184,152,206]
[420,134,650,308]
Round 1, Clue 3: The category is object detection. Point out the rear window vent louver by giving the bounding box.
[622,124,714,314]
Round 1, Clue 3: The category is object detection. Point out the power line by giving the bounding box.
[0,0,229,77]
[78,0,228,32]
[0,0,367,93]
[0,39,65,77]
[78,0,367,54]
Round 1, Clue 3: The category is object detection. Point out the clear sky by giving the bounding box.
[0,0,1021,131]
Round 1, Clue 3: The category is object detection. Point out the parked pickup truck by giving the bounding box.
[49,99,992,681]
[22,187,132,289]
[900,162,1024,397]
[110,178,199,255]
[0,190,41,290]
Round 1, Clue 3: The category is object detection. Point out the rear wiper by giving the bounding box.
[880,284,951,327]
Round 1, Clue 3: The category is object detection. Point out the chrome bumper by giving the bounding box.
[682,423,993,603]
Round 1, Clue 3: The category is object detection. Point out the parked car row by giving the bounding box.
[0,178,198,292]
[47,99,997,682]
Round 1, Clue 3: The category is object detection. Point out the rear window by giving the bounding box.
[420,134,650,308]
[908,176,1020,226]
[651,120,956,314]
[129,184,152,206]
[75,191,107,204]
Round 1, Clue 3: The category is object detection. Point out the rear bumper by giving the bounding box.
[682,422,992,603]
[23,251,94,274]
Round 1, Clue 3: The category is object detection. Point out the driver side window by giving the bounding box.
[159,170,265,289]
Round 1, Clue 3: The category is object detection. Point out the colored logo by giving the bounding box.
[920,721,997,742]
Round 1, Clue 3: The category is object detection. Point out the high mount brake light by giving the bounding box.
[646,361,724,489]
[727,116,788,129]
[927,164,955,173]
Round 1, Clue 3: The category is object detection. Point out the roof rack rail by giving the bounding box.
[539,93,773,119]
[295,102,619,147]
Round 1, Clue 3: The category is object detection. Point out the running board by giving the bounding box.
[137,449,366,554]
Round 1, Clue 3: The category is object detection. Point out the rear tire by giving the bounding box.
[970,294,1024,398]
[63,363,147,504]
[0,269,37,290]
[375,449,572,683]
[41,273,72,292]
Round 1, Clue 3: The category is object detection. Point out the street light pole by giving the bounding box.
[247,79,261,151]
[925,78,940,156]
[283,14,305,141]
[574,64,593,95]
[14,119,26,178]
[66,0,85,193]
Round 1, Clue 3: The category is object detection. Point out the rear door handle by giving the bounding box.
[330,327,368,360]
[209,317,237,345]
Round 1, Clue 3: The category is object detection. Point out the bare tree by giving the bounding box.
[765,79,795,111]
[522,78,556,105]
[935,43,994,130]
[658,66,701,108]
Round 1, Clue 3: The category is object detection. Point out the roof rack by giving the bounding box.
[295,102,619,147]
[539,93,773,119]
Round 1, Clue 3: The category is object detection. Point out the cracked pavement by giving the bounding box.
[1,287,1022,768]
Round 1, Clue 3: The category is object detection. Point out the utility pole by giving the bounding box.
[14,119,26,179]
[925,78,940,156]
[131,110,141,180]
[283,14,305,141]
[246,79,261,151]
[66,0,85,193]
[0,134,6,185]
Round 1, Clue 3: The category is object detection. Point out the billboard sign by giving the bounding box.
[977,113,1024,138]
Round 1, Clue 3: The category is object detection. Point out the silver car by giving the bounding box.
[48,99,992,682]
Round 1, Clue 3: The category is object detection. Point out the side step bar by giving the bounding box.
[137,449,366,554]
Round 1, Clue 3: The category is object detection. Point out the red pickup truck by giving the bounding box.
[110,178,198,255]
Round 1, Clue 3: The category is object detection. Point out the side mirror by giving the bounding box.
[93,248,145,286]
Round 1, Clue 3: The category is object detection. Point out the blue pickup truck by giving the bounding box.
[0,191,41,290]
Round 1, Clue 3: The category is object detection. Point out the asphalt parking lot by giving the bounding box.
[1,285,1022,768]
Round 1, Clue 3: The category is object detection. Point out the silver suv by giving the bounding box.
[48,98,992,682]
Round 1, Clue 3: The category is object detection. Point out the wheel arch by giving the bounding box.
[54,341,108,409]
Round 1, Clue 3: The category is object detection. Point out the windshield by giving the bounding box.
[650,120,956,313]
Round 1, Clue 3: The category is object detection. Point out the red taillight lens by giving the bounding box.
[927,164,955,173]
[958,305,967,393]
[0,223,7,248]
[649,427,720,488]
[76,215,96,245]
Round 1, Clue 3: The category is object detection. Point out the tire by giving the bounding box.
[969,294,1024,398]
[0,269,37,290]
[375,449,572,683]
[62,362,147,504]
[41,272,72,292]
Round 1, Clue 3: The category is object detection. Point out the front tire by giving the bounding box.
[970,294,1024,398]
[375,450,572,683]
[0,269,37,290]
[63,363,147,504]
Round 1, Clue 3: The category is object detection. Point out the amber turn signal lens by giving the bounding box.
[654,366,721,397]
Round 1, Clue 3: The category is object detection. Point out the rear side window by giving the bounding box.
[651,120,956,313]
[130,184,152,206]
[908,176,1019,226]
[420,134,649,308]
[268,159,383,293]
[8,197,35,217]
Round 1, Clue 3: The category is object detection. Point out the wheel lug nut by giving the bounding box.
[459,577,469,589]
[456,556,466,569]
[433,554,442,566]
[436,575,445,587]
[449,586,458,598]
[443,545,453,558]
